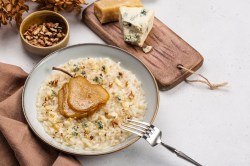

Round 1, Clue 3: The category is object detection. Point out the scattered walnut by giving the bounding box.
[23,22,66,47]
[48,80,58,87]
[108,83,113,88]
[44,96,50,101]
[110,119,118,127]
[42,96,51,106]
[125,81,128,87]
[128,91,134,99]
[84,127,90,135]
[117,72,123,79]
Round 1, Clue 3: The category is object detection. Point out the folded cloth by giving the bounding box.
[0,63,81,166]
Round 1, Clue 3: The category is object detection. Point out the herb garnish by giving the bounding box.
[72,132,78,136]
[51,90,56,97]
[140,9,147,16]
[73,67,80,72]
[93,76,103,84]
[82,123,88,128]
[72,126,78,131]
[117,96,122,101]
[101,65,106,72]
[97,121,103,129]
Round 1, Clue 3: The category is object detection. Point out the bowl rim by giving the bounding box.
[22,43,159,156]
[19,10,70,49]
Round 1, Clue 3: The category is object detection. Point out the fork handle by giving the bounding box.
[161,142,202,166]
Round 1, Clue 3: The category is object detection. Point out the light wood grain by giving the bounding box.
[82,4,204,90]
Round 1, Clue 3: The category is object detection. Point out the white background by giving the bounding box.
[1,0,250,166]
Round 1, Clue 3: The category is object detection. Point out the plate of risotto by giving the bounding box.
[22,43,159,155]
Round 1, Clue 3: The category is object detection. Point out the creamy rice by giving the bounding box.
[36,58,147,150]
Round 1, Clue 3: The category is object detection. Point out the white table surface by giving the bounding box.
[1,0,250,166]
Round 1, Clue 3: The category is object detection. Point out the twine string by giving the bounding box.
[177,64,228,90]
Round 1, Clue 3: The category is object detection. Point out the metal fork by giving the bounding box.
[121,119,202,166]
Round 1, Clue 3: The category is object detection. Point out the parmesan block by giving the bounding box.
[94,0,143,24]
[119,7,154,47]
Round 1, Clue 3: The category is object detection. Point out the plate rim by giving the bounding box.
[22,43,159,156]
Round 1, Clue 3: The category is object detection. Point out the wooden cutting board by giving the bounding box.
[82,4,204,90]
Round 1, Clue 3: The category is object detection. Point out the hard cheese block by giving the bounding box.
[94,0,143,24]
[119,7,154,47]
[83,4,204,90]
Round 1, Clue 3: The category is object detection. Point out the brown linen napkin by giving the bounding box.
[0,62,82,166]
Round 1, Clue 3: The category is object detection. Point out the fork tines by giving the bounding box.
[121,119,151,137]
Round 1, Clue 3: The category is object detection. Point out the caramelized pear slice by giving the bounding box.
[68,76,110,113]
[58,83,101,119]
[57,76,109,119]
[61,84,89,118]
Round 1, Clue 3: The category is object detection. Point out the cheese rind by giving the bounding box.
[94,0,143,24]
[119,7,154,47]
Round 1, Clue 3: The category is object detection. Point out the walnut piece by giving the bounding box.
[48,79,58,87]
[23,22,66,47]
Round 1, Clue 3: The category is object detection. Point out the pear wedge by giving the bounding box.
[58,87,66,116]
[61,84,89,118]
[68,76,109,113]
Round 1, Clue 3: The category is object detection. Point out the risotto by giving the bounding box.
[36,57,147,150]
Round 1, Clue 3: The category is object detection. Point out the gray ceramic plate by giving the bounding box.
[22,43,159,155]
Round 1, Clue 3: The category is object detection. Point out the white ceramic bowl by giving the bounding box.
[22,43,159,155]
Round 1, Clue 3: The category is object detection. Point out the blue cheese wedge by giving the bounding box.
[119,7,154,47]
